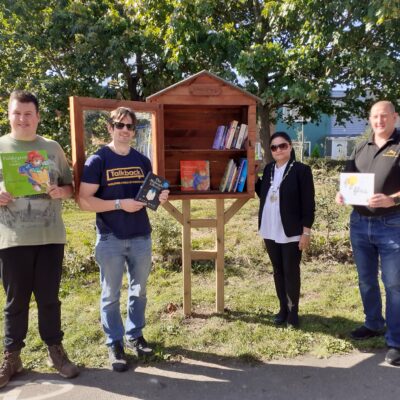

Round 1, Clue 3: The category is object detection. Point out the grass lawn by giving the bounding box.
[0,197,387,371]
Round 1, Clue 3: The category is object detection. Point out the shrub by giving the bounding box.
[150,207,182,270]
[311,144,321,158]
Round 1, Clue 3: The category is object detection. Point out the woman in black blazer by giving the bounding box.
[256,132,315,327]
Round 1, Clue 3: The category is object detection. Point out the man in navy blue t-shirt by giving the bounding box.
[79,107,169,372]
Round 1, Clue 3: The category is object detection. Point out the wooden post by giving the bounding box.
[182,200,192,316]
[163,198,249,315]
[216,199,225,312]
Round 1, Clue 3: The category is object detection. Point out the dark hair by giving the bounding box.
[109,107,137,128]
[270,131,292,144]
[9,90,39,113]
[270,131,296,161]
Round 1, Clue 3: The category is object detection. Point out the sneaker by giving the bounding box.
[126,336,153,357]
[0,350,23,388]
[350,325,385,340]
[385,347,400,366]
[47,344,79,378]
[108,342,128,372]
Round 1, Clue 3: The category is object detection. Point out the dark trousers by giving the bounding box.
[0,244,64,352]
[264,240,302,315]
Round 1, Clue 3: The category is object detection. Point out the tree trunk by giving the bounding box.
[257,102,274,164]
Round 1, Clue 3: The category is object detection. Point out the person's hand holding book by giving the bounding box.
[159,189,169,205]
[0,190,14,206]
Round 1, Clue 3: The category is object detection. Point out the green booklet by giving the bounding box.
[0,150,50,197]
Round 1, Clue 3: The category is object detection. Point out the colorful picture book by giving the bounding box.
[135,171,169,211]
[0,150,50,197]
[180,160,210,191]
[211,121,248,150]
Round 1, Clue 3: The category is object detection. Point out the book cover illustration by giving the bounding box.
[339,172,374,206]
[0,150,50,197]
[135,171,169,211]
[180,160,210,191]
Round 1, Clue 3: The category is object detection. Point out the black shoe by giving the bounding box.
[287,312,299,328]
[126,336,153,357]
[385,347,400,366]
[273,311,288,326]
[350,325,385,340]
[108,342,128,372]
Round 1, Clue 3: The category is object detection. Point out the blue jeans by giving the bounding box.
[95,233,152,346]
[350,210,400,348]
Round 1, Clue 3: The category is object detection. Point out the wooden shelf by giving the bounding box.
[164,149,247,153]
[168,191,254,200]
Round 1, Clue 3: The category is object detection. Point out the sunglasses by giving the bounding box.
[270,142,289,152]
[112,121,135,131]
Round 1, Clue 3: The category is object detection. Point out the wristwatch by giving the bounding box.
[393,196,400,206]
[114,199,121,210]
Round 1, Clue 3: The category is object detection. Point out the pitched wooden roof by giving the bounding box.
[147,70,261,103]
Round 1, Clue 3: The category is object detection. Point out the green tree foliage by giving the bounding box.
[164,0,400,160]
[1,1,399,159]
[0,0,179,150]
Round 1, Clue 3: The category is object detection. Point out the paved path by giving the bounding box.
[0,349,399,400]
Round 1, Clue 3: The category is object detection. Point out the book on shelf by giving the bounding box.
[227,164,239,192]
[135,171,169,211]
[0,150,50,197]
[224,120,239,149]
[233,158,246,192]
[219,126,229,149]
[219,159,234,191]
[212,125,226,150]
[236,159,248,192]
[235,123,248,149]
[180,160,210,191]
[231,125,241,149]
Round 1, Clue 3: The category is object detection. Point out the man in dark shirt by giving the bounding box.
[336,100,400,366]
[78,107,169,372]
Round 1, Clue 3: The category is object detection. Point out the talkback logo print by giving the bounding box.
[106,167,144,182]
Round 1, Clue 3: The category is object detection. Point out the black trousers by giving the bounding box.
[264,239,302,315]
[0,244,64,352]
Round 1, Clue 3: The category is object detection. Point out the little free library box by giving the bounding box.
[70,70,261,315]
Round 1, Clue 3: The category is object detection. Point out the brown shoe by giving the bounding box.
[0,350,23,388]
[47,344,79,379]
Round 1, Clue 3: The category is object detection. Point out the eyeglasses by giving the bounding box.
[112,121,135,131]
[270,143,289,152]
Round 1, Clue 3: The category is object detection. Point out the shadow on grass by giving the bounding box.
[187,309,386,353]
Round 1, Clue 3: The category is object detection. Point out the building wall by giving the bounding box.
[275,114,331,156]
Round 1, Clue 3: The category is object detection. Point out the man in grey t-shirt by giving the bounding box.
[0,90,79,388]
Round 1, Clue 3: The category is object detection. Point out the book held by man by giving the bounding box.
[135,171,169,211]
[339,173,374,206]
[0,150,50,197]
[180,160,210,191]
